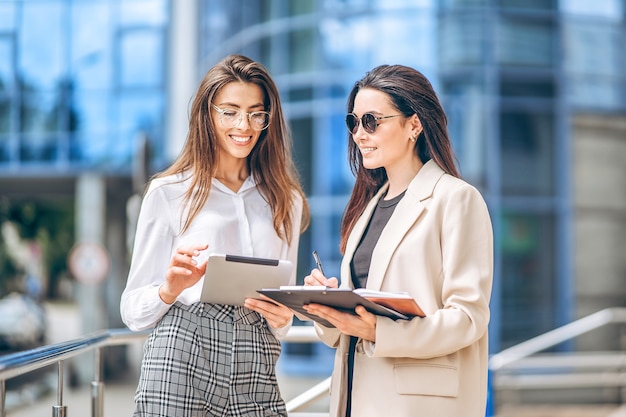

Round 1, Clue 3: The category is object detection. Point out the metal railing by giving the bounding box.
[2,307,625,416]
[0,326,323,417]
[489,307,626,405]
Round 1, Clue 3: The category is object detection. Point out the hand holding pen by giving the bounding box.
[306,250,338,288]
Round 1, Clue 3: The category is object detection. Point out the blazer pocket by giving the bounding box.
[393,363,459,398]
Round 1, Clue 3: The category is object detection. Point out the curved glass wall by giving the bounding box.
[0,0,169,173]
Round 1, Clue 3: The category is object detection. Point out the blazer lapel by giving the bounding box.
[366,160,446,291]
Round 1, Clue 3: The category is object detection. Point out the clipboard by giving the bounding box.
[200,254,293,306]
[257,287,412,328]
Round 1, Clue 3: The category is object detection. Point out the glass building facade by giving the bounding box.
[1,0,625,359]
[0,0,169,172]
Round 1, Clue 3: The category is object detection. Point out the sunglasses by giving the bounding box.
[345,112,402,135]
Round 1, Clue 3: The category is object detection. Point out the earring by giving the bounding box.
[409,135,417,143]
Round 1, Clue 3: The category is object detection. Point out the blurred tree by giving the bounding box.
[0,198,75,299]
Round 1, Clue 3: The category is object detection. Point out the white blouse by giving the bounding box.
[120,172,303,336]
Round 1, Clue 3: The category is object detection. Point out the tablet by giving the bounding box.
[200,254,293,306]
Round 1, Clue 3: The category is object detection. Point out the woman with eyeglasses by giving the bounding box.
[302,64,493,417]
[120,54,310,416]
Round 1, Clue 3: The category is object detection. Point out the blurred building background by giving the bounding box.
[0,0,625,405]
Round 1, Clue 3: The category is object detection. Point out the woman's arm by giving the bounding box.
[367,182,493,358]
[120,185,176,331]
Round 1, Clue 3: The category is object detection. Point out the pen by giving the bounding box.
[312,250,326,276]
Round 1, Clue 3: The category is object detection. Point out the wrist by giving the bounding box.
[158,284,178,304]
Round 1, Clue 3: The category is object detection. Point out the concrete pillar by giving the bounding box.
[166,0,198,162]
[73,174,108,383]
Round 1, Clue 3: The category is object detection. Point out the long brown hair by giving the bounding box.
[340,64,458,253]
[156,54,309,243]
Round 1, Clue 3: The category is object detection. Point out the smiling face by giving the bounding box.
[212,81,266,169]
[351,88,420,176]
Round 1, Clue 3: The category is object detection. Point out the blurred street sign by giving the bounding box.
[68,242,110,285]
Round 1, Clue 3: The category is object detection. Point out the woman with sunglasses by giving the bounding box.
[303,64,493,417]
[120,54,309,416]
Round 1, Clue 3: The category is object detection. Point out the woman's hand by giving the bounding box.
[244,295,293,329]
[303,304,377,342]
[303,268,339,288]
[159,243,209,304]
[302,269,376,341]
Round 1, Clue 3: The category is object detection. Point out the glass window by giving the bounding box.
[568,76,624,110]
[440,0,488,7]
[19,131,59,162]
[497,18,555,67]
[320,8,435,73]
[0,93,9,134]
[500,211,556,348]
[439,14,486,67]
[20,91,56,134]
[115,92,164,167]
[120,0,167,26]
[119,29,164,88]
[19,1,66,90]
[442,81,488,187]
[0,133,10,161]
[0,39,14,92]
[560,0,623,19]
[563,20,624,109]
[289,117,313,193]
[289,29,315,73]
[498,0,556,10]
[72,130,112,167]
[0,2,17,31]
[71,92,111,163]
[500,110,554,196]
[564,21,623,76]
[71,2,112,91]
[500,78,555,98]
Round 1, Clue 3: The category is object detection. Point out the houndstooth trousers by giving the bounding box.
[133,302,287,417]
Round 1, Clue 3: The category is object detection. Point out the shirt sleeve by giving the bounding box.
[120,184,175,331]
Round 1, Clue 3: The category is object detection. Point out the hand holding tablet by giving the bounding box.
[200,254,293,306]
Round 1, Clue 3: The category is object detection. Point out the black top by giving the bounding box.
[350,190,406,289]
[346,189,406,417]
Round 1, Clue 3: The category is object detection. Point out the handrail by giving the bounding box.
[488,307,626,371]
[0,326,321,417]
[3,308,624,416]
[0,329,144,381]
[0,329,151,417]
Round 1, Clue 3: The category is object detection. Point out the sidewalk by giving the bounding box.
[6,376,330,417]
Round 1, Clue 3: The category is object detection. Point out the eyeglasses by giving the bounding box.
[212,104,271,131]
[345,113,402,135]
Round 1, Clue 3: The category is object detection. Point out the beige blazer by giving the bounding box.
[315,160,494,417]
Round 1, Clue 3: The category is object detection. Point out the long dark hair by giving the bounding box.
[340,64,458,253]
[157,54,310,243]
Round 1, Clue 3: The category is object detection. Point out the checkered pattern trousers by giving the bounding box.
[133,302,287,416]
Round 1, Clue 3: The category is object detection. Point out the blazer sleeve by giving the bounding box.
[366,181,494,359]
